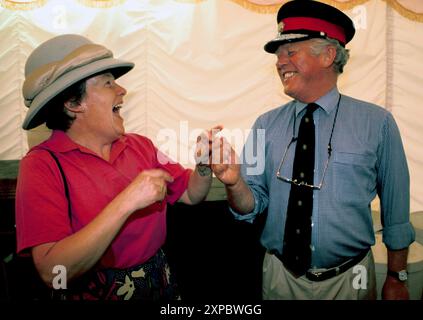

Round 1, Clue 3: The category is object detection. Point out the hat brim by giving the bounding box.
[264,30,334,54]
[264,35,313,54]
[22,58,134,130]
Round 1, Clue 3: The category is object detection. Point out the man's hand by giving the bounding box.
[196,124,241,186]
[382,275,410,300]
[195,126,255,213]
[382,248,410,300]
[210,134,241,186]
[194,125,225,177]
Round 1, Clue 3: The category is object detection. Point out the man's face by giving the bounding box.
[81,72,127,140]
[275,40,326,102]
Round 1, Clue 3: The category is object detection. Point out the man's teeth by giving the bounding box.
[283,72,295,80]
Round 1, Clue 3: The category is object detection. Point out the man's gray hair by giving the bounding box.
[310,38,350,74]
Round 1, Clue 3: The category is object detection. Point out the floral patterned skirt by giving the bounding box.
[53,249,179,301]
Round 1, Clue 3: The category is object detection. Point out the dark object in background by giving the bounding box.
[0,161,50,301]
[1,159,265,301]
[1,200,265,302]
[165,201,266,301]
[1,253,50,301]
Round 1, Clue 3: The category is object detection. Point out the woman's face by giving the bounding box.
[81,72,127,141]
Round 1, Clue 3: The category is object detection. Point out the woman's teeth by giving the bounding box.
[112,105,122,113]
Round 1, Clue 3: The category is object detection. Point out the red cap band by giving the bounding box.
[282,17,346,44]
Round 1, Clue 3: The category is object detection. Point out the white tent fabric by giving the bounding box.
[0,0,422,211]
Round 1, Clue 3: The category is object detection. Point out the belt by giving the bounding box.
[272,249,369,282]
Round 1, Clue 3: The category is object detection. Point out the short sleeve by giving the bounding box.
[15,150,73,255]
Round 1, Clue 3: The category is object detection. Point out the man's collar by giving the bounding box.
[294,87,340,117]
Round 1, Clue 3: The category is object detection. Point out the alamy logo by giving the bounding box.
[352,265,367,290]
[156,121,265,175]
[52,265,67,290]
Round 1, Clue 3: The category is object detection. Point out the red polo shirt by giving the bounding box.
[15,130,191,268]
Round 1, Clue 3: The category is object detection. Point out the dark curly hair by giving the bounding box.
[45,79,87,131]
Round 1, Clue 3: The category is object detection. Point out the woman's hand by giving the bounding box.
[122,169,174,213]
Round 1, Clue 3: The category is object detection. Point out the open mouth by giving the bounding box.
[112,105,122,113]
[282,71,296,81]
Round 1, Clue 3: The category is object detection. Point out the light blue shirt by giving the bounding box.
[232,87,415,268]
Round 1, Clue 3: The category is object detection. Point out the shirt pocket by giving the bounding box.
[332,151,377,206]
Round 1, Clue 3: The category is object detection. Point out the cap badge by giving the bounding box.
[278,21,285,36]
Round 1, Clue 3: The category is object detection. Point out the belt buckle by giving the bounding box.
[309,270,323,277]
[307,270,324,280]
[307,266,341,281]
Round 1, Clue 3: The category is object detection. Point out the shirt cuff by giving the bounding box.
[382,221,416,250]
[228,197,260,223]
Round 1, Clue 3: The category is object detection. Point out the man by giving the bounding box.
[16,34,215,300]
[212,0,415,300]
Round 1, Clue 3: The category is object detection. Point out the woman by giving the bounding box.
[15,34,213,300]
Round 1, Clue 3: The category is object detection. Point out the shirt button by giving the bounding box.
[296,229,300,234]
[305,117,310,123]
[297,200,303,206]
[299,172,305,178]
[302,144,307,150]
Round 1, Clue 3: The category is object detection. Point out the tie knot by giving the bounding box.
[306,103,319,115]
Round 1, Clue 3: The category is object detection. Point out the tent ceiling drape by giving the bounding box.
[2,0,423,18]
[0,0,422,211]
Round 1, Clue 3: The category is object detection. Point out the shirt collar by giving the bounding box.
[39,130,127,157]
[41,130,80,153]
[294,87,340,117]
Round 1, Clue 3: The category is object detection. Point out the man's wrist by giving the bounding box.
[387,269,408,282]
[225,177,242,190]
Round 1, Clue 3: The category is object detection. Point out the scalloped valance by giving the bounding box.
[0,0,423,22]
[1,0,422,22]
[0,0,124,10]
[0,0,46,10]
[232,0,423,22]
[230,1,423,22]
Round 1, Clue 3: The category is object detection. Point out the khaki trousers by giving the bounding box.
[262,250,377,300]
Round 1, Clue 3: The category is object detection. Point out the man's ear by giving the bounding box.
[322,45,337,68]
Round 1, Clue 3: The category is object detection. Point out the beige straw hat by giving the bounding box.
[22,34,134,130]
